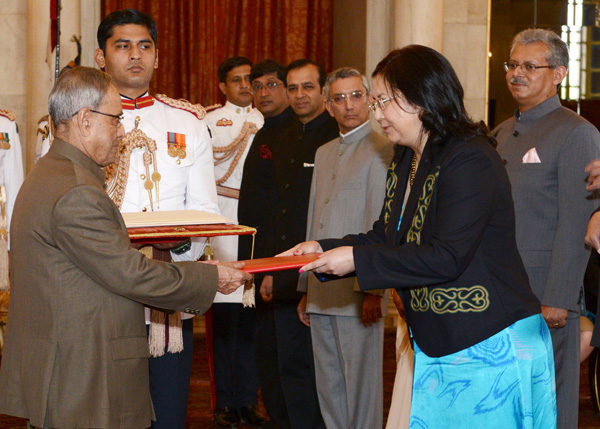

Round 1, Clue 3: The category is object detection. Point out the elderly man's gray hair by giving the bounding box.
[48,67,114,125]
[324,67,370,99]
[511,28,569,69]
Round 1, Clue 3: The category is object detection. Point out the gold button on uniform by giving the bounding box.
[142,207,147,212]
[140,174,146,180]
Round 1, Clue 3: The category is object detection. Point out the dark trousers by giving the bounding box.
[147,318,194,429]
[212,302,259,409]
[255,299,324,429]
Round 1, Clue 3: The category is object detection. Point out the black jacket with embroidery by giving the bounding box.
[320,135,540,357]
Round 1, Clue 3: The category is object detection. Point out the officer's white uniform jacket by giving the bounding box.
[0,112,24,244]
[205,101,263,302]
[120,95,219,320]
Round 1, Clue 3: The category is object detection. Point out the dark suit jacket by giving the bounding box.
[266,110,339,302]
[0,139,218,428]
[320,135,540,357]
[493,95,600,312]
[238,107,299,263]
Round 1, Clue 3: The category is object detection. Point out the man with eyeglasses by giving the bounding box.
[203,56,267,427]
[0,66,251,429]
[94,9,219,429]
[293,67,392,428]
[248,59,337,429]
[492,28,600,429]
[236,59,299,426]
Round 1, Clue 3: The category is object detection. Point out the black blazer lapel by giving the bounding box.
[387,148,412,244]
[396,142,434,244]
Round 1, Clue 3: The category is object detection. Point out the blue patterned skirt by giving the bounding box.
[409,314,556,428]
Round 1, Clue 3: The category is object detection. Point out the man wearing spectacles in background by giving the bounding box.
[203,56,268,427]
[94,9,219,429]
[236,59,298,427]
[492,28,600,429]
[252,59,337,429]
[295,67,393,428]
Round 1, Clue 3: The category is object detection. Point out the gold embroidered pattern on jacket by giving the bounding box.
[383,161,398,229]
[430,285,490,313]
[407,166,440,245]
[410,285,490,314]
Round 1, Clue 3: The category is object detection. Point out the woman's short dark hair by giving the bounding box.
[97,9,158,52]
[372,45,494,148]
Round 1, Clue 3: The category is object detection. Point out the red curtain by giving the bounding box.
[101,0,333,106]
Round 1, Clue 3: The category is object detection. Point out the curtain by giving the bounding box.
[101,0,333,107]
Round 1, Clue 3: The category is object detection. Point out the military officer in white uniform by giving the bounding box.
[95,9,218,429]
[0,109,24,246]
[204,56,267,427]
[205,57,264,300]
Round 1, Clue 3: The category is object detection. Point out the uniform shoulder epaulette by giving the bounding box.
[205,103,223,114]
[0,109,16,122]
[154,94,210,120]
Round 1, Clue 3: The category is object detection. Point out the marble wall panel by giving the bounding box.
[0,0,26,14]
[445,0,469,23]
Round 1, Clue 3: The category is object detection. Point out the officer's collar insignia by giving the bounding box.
[121,95,155,110]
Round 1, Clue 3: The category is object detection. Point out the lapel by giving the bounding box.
[386,146,410,243]
[395,141,434,244]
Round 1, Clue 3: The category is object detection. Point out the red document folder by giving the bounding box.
[239,254,320,274]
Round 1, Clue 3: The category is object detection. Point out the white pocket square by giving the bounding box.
[303,163,314,168]
[522,148,541,163]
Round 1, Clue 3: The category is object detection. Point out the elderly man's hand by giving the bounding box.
[216,261,252,295]
[585,159,600,190]
[586,211,600,250]
[297,293,310,327]
[541,305,568,329]
[362,294,382,327]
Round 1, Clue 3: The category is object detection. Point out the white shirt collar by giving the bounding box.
[224,101,253,116]
[340,120,369,139]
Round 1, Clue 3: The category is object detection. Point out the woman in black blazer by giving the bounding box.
[283,46,556,427]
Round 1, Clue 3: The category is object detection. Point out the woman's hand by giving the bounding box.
[278,240,323,257]
[299,246,355,276]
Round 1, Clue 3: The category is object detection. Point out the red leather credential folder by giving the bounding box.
[239,254,320,274]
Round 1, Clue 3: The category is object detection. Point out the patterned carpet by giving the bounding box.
[0,326,598,428]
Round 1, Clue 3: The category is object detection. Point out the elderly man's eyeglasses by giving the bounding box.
[503,61,554,74]
[252,82,283,92]
[71,109,124,125]
[368,95,399,113]
[329,91,365,106]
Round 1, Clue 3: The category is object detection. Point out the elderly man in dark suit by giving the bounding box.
[492,28,600,428]
[296,67,393,428]
[0,67,250,429]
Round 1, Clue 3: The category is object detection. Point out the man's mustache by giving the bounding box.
[510,77,527,85]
